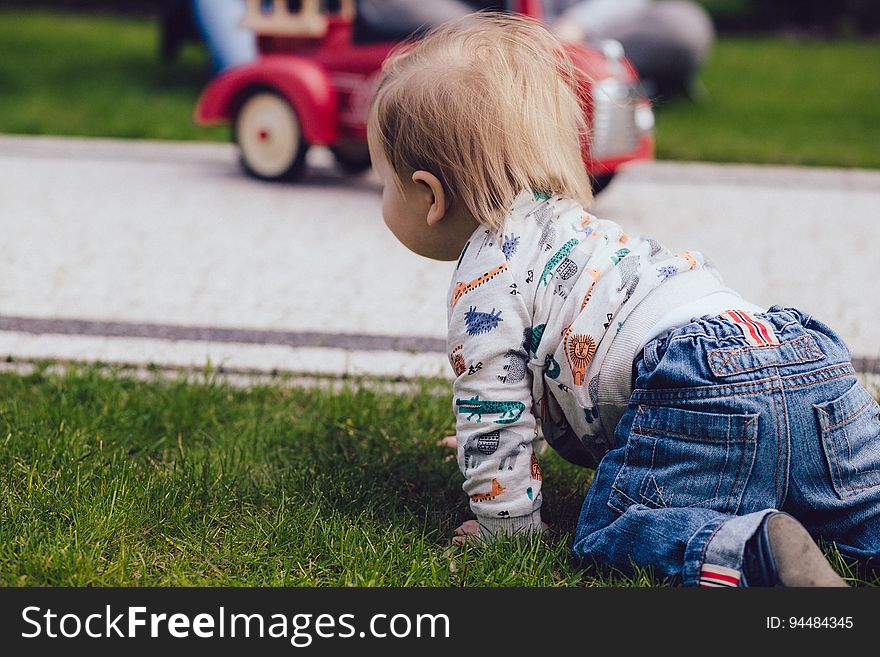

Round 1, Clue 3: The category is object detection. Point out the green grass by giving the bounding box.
[0,365,606,586]
[0,10,226,141]
[0,10,878,167]
[0,365,874,587]
[654,37,880,167]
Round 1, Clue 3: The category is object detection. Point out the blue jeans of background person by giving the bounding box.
[573,306,880,586]
[192,0,257,73]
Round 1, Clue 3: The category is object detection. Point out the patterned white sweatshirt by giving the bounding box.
[447,190,733,538]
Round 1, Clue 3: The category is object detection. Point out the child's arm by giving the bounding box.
[448,251,543,542]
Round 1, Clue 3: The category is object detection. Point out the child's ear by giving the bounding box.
[412,170,447,227]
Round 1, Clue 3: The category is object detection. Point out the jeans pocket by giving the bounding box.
[815,381,880,499]
[608,404,759,514]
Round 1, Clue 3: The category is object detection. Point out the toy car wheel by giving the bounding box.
[330,141,373,175]
[234,91,307,181]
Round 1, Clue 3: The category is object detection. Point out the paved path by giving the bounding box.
[1,135,878,381]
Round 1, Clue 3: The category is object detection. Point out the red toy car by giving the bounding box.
[195,0,654,191]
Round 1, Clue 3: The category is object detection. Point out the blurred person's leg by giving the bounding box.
[605,1,715,99]
[192,0,257,73]
[553,0,652,38]
[160,0,200,64]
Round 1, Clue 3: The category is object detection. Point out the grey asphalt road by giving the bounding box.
[0,134,878,381]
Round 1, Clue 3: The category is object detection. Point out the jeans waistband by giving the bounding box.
[641,306,848,380]
[659,305,811,343]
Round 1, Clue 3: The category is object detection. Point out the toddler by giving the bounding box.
[367,13,880,586]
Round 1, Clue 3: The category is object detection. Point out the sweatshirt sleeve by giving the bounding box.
[448,246,543,540]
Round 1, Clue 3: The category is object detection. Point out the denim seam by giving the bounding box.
[771,383,782,506]
[711,349,739,374]
[708,336,824,377]
[714,334,818,355]
[608,433,641,513]
[780,386,791,507]
[644,339,659,371]
[639,437,660,506]
[632,376,779,400]
[820,398,876,431]
[632,365,853,403]
[822,413,846,491]
[715,439,731,509]
[724,434,752,514]
[781,363,855,385]
[633,384,782,405]
[710,350,824,378]
[695,521,727,585]
[631,424,757,442]
[783,370,854,391]
[608,487,639,514]
[837,481,880,493]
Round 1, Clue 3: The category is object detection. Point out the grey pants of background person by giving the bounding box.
[356,0,476,41]
[549,0,716,98]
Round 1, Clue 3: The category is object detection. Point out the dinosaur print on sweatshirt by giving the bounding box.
[456,396,526,424]
[541,239,579,285]
[611,247,630,265]
[447,190,719,534]
[451,263,509,310]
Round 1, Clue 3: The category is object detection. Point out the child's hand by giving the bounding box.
[451,520,483,546]
[439,435,457,462]
[451,519,550,545]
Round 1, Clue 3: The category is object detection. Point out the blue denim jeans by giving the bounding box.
[572,306,880,586]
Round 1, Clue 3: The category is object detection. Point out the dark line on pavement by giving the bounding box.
[852,356,880,377]
[1,314,878,375]
[0,315,447,353]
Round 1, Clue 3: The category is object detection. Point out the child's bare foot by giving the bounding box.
[744,513,847,587]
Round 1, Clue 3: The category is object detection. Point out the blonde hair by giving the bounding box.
[367,12,593,231]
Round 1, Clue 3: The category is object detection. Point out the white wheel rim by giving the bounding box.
[237,93,301,178]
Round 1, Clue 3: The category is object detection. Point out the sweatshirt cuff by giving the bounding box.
[477,508,543,542]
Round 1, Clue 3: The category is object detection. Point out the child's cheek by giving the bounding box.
[380,188,392,230]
